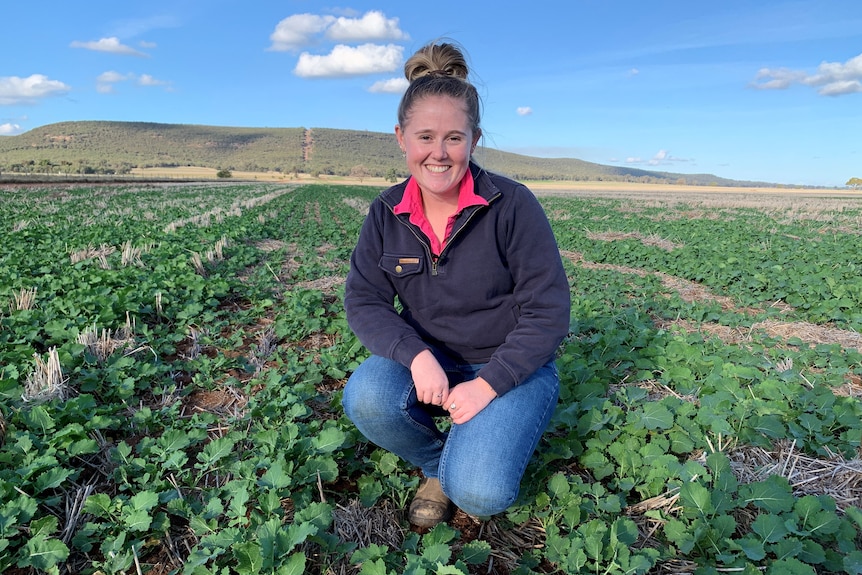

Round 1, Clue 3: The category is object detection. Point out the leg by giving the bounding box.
[341,355,445,477]
[439,361,559,517]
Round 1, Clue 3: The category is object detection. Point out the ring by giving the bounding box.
[449,403,457,410]
[435,393,443,397]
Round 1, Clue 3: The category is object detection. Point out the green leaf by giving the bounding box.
[739,475,794,513]
[122,508,153,532]
[258,460,292,489]
[82,493,113,517]
[157,429,192,452]
[680,481,713,518]
[311,426,346,454]
[18,533,69,570]
[771,538,804,561]
[764,557,817,575]
[460,540,491,565]
[197,435,237,467]
[296,455,338,483]
[358,558,388,575]
[798,539,826,565]
[351,543,389,564]
[736,536,766,561]
[423,523,458,546]
[639,402,674,430]
[34,467,74,493]
[279,551,307,575]
[233,540,263,573]
[421,542,452,564]
[548,473,570,498]
[843,550,862,574]
[579,519,608,561]
[294,502,332,530]
[752,513,789,543]
[130,490,159,511]
[358,476,384,507]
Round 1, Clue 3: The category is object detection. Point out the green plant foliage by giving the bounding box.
[0,183,860,574]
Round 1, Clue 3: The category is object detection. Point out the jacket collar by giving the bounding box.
[381,162,499,209]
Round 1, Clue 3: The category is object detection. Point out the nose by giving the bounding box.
[431,140,449,159]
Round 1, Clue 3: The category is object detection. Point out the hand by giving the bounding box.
[446,377,497,424]
[410,349,449,407]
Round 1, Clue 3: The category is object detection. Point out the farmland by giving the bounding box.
[1,181,861,575]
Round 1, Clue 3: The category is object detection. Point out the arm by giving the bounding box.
[477,186,571,395]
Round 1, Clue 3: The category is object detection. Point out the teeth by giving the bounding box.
[426,165,449,173]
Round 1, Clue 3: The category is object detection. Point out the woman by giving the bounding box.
[342,41,570,527]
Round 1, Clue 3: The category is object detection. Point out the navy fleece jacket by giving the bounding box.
[344,163,571,396]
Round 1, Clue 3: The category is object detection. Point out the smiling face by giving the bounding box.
[395,94,481,201]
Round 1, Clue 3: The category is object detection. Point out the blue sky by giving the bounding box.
[1,1,860,187]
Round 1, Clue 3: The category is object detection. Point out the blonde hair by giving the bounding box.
[397,41,481,135]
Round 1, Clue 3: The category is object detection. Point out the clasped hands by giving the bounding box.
[410,349,497,424]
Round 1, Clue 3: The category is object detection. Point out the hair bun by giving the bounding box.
[404,42,469,83]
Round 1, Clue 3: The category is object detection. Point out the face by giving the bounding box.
[395,95,481,200]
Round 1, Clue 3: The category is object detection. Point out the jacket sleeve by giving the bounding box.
[343,199,430,368]
[477,185,571,395]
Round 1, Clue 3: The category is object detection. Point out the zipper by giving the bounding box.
[387,190,501,277]
[389,206,438,274]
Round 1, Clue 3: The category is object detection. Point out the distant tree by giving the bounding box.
[847,177,862,189]
[350,164,370,182]
[217,168,232,178]
[385,168,399,183]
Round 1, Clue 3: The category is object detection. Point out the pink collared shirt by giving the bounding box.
[393,171,489,255]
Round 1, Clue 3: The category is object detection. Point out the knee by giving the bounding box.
[443,476,518,518]
[341,371,376,423]
[341,358,404,424]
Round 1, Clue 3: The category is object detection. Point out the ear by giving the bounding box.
[395,125,405,151]
[472,128,482,149]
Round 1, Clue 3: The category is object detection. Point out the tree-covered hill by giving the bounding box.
[0,120,766,186]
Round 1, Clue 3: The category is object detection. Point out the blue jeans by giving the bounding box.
[342,352,559,517]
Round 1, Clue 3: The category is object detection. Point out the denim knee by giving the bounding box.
[443,476,518,517]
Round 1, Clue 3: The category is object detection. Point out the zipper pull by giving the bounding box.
[431,255,439,276]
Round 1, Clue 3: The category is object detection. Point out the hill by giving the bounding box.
[0,120,766,186]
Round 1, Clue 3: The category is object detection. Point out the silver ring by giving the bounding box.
[435,393,443,397]
[449,403,457,410]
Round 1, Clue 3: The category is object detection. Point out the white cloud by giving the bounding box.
[369,77,408,94]
[751,52,862,96]
[648,149,690,166]
[270,14,336,52]
[516,106,533,116]
[70,36,149,57]
[327,11,408,43]
[295,44,403,78]
[269,10,407,52]
[0,74,71,105]
[0,122,22,135]
[818,80,862,96]
[138,74,170,87]
[96,71,171,93]
[98,71,132,83]
[623,150,690,166]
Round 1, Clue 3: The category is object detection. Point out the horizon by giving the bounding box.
[2,1,861,187]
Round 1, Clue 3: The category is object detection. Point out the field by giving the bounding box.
[1,181,861,575]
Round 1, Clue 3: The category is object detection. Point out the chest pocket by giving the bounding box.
[379,254,424,277]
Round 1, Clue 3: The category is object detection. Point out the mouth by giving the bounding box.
[425,165,450,173]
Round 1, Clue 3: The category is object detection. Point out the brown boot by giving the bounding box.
[408,477,453,528]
